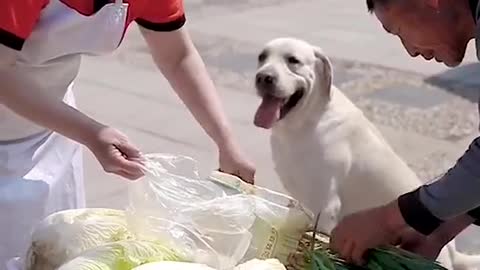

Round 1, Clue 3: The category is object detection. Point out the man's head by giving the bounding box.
[367,0,476,67]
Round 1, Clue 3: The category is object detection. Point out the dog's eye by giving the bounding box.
[287,56,301,65]
[258,52,267,62]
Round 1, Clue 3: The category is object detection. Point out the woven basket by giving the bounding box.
[285,230,328,270]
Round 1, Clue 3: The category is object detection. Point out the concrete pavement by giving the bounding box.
[76,0,480,254]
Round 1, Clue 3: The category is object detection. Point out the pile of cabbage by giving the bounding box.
[25,208,287,270]
[23,155,311,270]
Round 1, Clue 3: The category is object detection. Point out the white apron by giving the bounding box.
[1,0,129,268]
[0,89,84,268]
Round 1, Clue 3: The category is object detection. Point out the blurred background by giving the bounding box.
[76,0,480,254]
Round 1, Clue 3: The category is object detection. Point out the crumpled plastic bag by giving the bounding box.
[127,154,255,269]
[127,153,313,269]
[6,257,23,270]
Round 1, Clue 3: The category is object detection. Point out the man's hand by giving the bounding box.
[330,201,407,265]
[397,214,475,260]
[86,127,145,180]
[395,229,444,260]
[218,142,255,184]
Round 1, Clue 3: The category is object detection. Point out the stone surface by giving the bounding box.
[368,83,453,109]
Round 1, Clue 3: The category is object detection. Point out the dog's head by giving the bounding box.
[254,38,332,129]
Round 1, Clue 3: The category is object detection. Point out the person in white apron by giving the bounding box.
[0,0,255,267]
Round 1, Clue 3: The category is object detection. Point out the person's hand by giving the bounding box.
[85,127,145,180]
[395,228,444,260]
[330,201,407,265]
[218,142,256,184]
[396,214,475,260]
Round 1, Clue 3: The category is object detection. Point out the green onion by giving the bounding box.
[287,231,447,270]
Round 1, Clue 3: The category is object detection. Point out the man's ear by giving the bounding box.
[312,46,333,92]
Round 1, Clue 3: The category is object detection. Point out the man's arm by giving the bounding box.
[395,214,474,261]
[0,43,144,180]
[0,0,100,138]
[0,57,104,145]
[139,25,255,182]
[139,26,235,150]
[398,137,480,235]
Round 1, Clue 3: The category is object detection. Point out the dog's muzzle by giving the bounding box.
[255,71,278,92]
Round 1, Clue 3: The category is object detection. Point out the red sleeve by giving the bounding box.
[0,0,48,51]
[136,0,186,32]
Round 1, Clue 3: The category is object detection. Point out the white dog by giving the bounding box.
[253,37,480,270]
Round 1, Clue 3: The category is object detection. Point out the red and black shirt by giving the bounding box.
[0,0,186,51]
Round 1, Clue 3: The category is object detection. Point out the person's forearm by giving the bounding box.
[430,214,475,245]
[0,70,104,145]
[398,137,480,235]
[165,49,234,148]
[146,29,235,150]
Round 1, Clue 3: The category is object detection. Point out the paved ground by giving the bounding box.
[76,0,480,255]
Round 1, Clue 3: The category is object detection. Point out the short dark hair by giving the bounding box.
[366,0,389,13]
[367,0,375,12]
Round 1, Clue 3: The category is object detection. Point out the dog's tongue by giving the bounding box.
[254,96,284,129]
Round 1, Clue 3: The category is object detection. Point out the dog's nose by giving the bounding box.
[256,72,277,87]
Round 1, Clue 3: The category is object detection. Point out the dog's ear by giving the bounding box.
[312,46,333,92]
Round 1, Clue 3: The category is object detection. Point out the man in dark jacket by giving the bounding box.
[330,0,480,265]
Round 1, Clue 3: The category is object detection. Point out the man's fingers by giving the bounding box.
[330,230,339,252]
[330,226,366,266]
[240,171,255,184]
[391,233,403,246]
[352,244,367,266]
[119,169,144,180]
[247,170,256,184]
[115,169,140,180]
[117,158,145,178]
[341,241,355,263]
[218,167,255,185]
[107,163,143,180]
[330,225,344,253]
[116,141,142,159]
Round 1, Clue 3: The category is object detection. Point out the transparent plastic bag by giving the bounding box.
[208,171,314,263]
[6,257,23,270]
[127,154,256,269]
[127,153,313,269]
